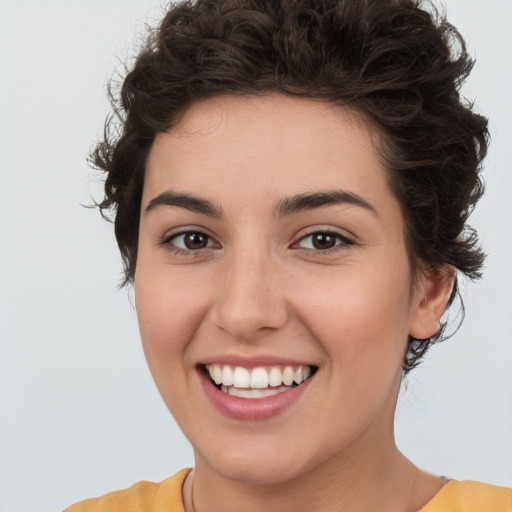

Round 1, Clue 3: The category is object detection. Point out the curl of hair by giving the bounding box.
[92,0,489,372]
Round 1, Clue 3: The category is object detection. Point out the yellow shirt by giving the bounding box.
[65,469,512,512]
[65,469,190,512]
[418,479,512,511]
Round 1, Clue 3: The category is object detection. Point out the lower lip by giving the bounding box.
[199,370,313,421]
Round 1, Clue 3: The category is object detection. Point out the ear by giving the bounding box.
[409,265,456,340]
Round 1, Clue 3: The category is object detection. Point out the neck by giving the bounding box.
[186,434,427,512]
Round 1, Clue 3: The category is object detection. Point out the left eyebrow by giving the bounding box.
[273,190,378,218]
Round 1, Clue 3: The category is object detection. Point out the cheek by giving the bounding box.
[294,272,411,434]
[293,265,413,369]
[134,272,210,423]
[134,269,209,375]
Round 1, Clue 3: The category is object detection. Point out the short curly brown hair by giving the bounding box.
[93,0,488,372]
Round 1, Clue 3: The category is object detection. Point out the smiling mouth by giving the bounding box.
[202,364,317,399]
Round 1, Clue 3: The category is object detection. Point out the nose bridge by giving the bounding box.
[211,242,287,339]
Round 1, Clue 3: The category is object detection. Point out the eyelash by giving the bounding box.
[160,229,355,256]
[160,231,218,257]
[293,230,355,254]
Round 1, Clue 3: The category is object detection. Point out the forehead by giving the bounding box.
[143,93,396,221]
[161,93,382,158]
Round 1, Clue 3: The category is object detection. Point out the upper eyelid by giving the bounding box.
[294,230,353,247]
[161,226,217,242]
[295,226,355,242]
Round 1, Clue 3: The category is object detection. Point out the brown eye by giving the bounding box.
[296,231,352,252]
[311,233,337,250]
[183,232,209,250]
[166,231,215,251]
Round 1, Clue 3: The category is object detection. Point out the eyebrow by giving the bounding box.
[144,188,377,219]
[273,190,378,218]
[145,190,222,217]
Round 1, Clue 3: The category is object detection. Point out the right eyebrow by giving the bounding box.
[144,190,222,217]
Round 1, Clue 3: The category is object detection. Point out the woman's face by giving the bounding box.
[135,93,441,484]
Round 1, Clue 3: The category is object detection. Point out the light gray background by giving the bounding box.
[0,1,511,511]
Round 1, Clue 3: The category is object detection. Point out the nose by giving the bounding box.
[209,248,288,340]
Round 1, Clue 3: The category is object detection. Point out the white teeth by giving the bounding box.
[282,366,294,386]
[221,365,234,386]
[232,367,250,388]
[205,363,313,395]
[268,367,283,387]
[294,366,310,384]
[221,385,293,398]
[211,365,222,385]
[250,367,269,389]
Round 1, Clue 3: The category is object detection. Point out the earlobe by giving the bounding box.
[409,265,456,340]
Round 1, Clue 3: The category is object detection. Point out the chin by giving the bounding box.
[213,458,305,486]
[195,436,329,487]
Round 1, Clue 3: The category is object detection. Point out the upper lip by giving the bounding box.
[199,354,317,369]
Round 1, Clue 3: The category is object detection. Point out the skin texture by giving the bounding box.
[135,93,454,511]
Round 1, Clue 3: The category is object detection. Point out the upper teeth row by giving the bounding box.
[206,364,311,389]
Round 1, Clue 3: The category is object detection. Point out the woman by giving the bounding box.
[66,0,511,510]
